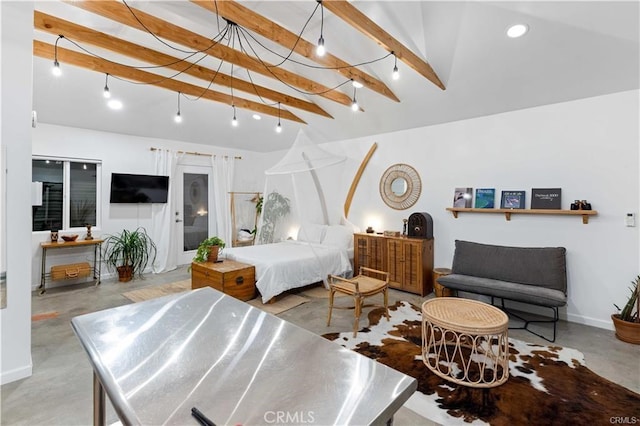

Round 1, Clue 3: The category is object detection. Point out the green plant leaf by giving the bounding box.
[102,227,157,279]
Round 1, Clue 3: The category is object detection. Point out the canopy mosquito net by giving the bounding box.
[256,130,350,245]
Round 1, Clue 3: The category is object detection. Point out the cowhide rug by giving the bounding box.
[323,301,640,425]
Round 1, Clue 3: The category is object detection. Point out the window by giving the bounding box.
[32,158,101,231]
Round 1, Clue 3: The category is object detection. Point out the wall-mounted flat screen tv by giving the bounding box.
[110,173,169,203]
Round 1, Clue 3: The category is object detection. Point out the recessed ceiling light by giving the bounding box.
[507,24,528,38]
[107,99,123,110]
[252,114,261,120]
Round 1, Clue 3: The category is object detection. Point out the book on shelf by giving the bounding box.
[453,187,473,208]
[531,188,562,209]
[474,188,495,209]
[500,190,526,209]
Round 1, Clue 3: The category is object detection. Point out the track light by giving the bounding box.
[351,88,359,112]
[316,1,325,56]
[275,102,283,133]
[103,74,111,99]
[392,53,400,80]
[174,92,182,123]
[52,35,63,77]
[231,105,238,127]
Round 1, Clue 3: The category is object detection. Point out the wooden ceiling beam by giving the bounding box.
[34,11,331,119]
[191,0,399,103]
[322,0,446,91]
[33,40,306,124]
[64,0,356,108]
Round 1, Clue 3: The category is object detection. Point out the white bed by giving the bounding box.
[223,224,354,303]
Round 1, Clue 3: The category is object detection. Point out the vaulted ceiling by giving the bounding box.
[32,1,640,152]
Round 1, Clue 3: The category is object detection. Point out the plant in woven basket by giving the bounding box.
[612,275,640,344]
[103,227,157,282]
[192,236,226,263]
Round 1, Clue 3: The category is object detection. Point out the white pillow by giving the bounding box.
[322,225,353,249]
[297,224,327,244]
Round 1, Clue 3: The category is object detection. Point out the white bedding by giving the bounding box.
[223,240,352,303]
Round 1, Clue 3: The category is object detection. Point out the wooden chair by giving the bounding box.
[327,266,390,337]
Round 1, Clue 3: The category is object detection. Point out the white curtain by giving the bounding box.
[152,149,180,273]
[211,155,235,248]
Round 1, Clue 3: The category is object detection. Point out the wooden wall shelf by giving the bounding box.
[446,208,598,224]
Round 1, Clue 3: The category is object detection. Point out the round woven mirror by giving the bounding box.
[379,163,421,210]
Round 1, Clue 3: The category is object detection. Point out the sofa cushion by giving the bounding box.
[438,274,567,307]
[451,240,567,293]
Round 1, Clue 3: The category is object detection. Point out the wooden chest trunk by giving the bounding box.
[191,260,256,301]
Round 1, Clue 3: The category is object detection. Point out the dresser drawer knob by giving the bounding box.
[236,276,244,285]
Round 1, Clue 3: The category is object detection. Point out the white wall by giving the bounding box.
[31,124,266,287]
[1,1,34,384]
[319,90,639,330]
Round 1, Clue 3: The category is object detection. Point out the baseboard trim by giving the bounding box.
[566,312,614,330]
[1,363,32,385]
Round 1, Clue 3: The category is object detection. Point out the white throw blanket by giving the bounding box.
[224,241,352,303]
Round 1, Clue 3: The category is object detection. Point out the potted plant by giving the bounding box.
[193,236,226,263]
[103,227,157,282]
[612,275,640,344]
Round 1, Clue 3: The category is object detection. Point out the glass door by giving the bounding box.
[176,165,213,265]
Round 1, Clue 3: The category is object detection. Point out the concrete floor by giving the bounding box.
[1,266,639,425]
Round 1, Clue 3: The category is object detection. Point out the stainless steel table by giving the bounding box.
[71,287,417,425]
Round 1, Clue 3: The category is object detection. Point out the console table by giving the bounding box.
[71,287,417,426]
[40,239,103,294]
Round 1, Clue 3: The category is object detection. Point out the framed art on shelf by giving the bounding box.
[453,187,473,208]
[474,188,495,208]
[531,188,561,209]
[500,190,526,209]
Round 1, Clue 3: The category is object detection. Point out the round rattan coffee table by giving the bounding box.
[422,298,509,388]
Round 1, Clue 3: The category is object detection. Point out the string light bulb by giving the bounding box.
[316,1,325,56]
[392,53,400,80]
[174,92,182,123]
[103,74,111,98]
[51,35,63,77]
[231,105,238,127]
[275,102,283,133]
[316,36,325,57]
[351,87,359,112]
[52,60,61,77]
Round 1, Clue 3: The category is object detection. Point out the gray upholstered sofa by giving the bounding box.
[437,240,567,341]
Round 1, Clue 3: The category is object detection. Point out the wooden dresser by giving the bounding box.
[191,259,256,301]
[354,233,434,296]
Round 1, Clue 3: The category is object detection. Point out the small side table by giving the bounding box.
[422,298,509,388]
[433,267,454,297]
[40,239,103,295]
